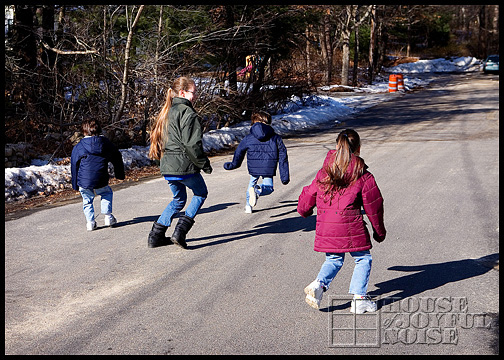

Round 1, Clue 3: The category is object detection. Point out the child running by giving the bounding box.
[147,76,212,249]
[71,119,125,231]
[297,129,386,312]
[223,111,289,213]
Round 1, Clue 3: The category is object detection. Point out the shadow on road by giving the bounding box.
[321,253,499,312]
[187,200,314,249]
[112,202,240,227]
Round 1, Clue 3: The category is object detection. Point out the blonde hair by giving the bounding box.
[251,111,271,125]
[149,77,195,160]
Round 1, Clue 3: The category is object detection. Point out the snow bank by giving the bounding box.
[384,56,482,73]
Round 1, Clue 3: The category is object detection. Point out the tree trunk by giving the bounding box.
[376,10,387,73]
[13,5,38,69]
[306,26,312,87]
[318,15,331,85]
[324,16,333,85]
[113,5,145,124]
[251,54,270,105]
[41,5,56,68]
[341,27,350,86]
[367,5,376,85]
[406,7,411,57]
[154,5,163,93]
[225,5,238,94]
[352,6,360,87]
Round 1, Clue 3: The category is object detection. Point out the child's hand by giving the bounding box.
[298,208,313,217]
[282,179,289,185]
[223,162,234,170]
[373,232,385,243]
[203,159,213,174]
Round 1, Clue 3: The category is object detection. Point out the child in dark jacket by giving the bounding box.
[224,111,289,213]
[297,129,386,312]
[71,120,125,231]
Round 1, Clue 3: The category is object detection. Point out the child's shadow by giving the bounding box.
[187,202,314,249]
[321,253,499,312]
[112,202,239,228]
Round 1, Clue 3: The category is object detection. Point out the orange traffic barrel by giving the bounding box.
[396,73,404,91]
[388,74,397,92]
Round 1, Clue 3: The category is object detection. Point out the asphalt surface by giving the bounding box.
[5,72,499,355]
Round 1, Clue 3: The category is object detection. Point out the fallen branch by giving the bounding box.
[41,42,98,55]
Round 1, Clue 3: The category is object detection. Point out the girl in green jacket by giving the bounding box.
[148,77,212,249]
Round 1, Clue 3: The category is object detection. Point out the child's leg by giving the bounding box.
[181,173,208,219]
[246,175,259,206]
[348,250,376,313]
[79,187,96,223]
[157,181,187,227]
[305,252,345,309]
[257,177,274,197]
[316,252,345,290]
[95,185,113,215]
[348,250,372,295]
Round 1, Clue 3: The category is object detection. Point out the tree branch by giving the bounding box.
[41,41,98,55]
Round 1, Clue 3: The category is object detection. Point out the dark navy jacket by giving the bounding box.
[71,135,125,190]
[223,122,290,184]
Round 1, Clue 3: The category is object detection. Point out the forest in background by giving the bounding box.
[4,5,500,162]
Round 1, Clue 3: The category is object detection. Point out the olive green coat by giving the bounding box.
[159,97,211,175]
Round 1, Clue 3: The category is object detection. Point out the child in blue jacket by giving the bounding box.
[71,120,125,230]
[224,111,289,213]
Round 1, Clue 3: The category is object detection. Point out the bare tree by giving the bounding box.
[368,5,376,85]
[339,5,371,86]
[113,5,144,123]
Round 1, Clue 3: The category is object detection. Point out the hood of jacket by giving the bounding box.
[250,122,274,141]
[80,136,106,155]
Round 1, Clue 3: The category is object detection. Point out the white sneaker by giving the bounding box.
[304,280,324,309]
[350,295,377,314]
[248,186,257,207]
[104,214,117,227]
[245,205,253,214]
[86,221,97,231]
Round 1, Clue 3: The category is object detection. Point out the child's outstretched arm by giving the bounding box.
[277,136,290,185]
[223,139,247,170]
[362,172,386,242]
[297,176,318,217]
[108,140,125,180]
[70,144,81,190]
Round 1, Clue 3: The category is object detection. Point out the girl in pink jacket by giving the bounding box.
[297,129,386,311]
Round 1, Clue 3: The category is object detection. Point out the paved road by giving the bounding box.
[5,73,499,355]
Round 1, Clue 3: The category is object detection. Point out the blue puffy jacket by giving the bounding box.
[223,122,290,184]
[71,135,125,190]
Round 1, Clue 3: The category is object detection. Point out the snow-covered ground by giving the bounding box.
[5,56,483,203]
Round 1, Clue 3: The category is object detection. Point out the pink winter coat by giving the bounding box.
[297,150,386,253]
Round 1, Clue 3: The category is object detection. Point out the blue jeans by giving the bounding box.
[157,173,208,227]
[316,250,372,296]
[246,175,274,206]
[79,186,113,223]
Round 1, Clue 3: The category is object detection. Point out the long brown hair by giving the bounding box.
[148,77,195,160]
[318,129,365,199]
